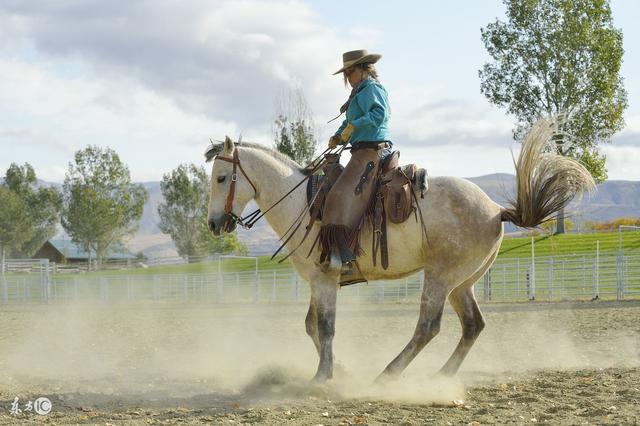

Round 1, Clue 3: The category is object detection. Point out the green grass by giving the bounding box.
[10,230,639,279]
[48,255,293,277]
[498,230,640,259]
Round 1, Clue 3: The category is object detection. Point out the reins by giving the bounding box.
[216,145,347,230]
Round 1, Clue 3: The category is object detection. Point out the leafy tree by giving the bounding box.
[540,218,574,234]
[273,87,317,165]
[0,187,32,267]
[61,146,147,268]
[2,163,62,257]
[158,164,247,261]
[480,0,628,233]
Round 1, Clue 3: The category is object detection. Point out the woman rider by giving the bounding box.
[319,49,392,275]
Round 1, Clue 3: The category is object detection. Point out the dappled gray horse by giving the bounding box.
[206,118,595,382]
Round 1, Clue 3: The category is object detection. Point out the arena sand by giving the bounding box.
[0,299,638,424]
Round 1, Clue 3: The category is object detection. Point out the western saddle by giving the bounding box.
[306,149,428,285]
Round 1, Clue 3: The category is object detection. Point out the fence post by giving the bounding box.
[591,263,598,300]
[253,267,258,303]
[616,252,624,301]
[293,273,299,302]
[482,270,490,302]
[1,274,7,304]
[548,258,553,301]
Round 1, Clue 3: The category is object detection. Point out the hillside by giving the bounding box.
[5,174,639,258]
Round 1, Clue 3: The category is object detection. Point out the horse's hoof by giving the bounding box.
[374,370,398,385]
[312,371,332,384]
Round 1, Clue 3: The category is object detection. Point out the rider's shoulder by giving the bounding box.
[359,78,387,95]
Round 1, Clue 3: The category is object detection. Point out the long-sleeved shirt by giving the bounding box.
[334,77,391,146]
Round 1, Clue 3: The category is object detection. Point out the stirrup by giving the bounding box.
[340,261,354,276]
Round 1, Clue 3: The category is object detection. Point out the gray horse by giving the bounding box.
[206,118,595,382]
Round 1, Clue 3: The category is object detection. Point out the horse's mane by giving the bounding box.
[206,141,310,175]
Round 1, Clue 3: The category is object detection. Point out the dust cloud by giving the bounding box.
[0,299,638,408]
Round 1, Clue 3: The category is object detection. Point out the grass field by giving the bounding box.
[499,229,640,258]
[7,230,640,279]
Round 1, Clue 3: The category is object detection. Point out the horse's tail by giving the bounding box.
[500,117,596,228]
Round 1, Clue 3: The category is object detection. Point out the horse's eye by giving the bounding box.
[217,176,226,183]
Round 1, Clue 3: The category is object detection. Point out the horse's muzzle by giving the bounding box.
[208,213,237,236]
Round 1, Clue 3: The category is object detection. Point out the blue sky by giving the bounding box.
[0,0,638,182]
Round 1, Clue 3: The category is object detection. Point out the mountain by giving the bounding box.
[466,173,640,224]
[6,175,639,257]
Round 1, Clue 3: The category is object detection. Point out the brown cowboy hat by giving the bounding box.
[333,49,382,75]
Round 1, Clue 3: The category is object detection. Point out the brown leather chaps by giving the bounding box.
[319,146,381,264]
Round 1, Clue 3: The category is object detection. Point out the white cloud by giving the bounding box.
[0,57,236,181]
[602,145,640,180]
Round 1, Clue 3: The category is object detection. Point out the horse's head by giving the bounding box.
[205,136,256,236]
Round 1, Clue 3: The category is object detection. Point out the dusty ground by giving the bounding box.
[0,299,638,425]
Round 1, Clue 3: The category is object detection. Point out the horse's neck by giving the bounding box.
[241,148,308,242]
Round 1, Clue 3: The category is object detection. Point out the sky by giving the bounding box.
[0,0,638,183]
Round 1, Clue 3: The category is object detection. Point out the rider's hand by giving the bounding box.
[340,123,355,143]
[328,135,341,149]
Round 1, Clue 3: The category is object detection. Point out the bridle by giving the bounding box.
[213,145,336,231]
[214,149,260,228]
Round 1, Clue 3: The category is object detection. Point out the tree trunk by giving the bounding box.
[556,208,566,234]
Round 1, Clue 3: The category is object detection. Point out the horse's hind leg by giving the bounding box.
[378,272,447,380]
[438,248,496,376]
[438,286,485,376]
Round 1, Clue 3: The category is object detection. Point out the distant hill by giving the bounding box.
[5,174,639,258]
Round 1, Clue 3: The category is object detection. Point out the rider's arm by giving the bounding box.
[334,118,348,138]
[351,84,388,130]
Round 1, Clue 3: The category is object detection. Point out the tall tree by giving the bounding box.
[2,163,62,257]
[0,187,32,268]
[480,0,627,233]
[62,146,147,268]
[158,164,247,260]
[273,87,317,165]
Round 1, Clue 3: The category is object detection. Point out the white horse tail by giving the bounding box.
[501,117,596,228]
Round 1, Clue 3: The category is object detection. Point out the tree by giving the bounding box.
[273,87,317,165]
[158,164,247,261]
[61,146,147,268]
[540,218,574,234]
[0,187,32,268]
[2,163,62,257]
[480,0,628,233]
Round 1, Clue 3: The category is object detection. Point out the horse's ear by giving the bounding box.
[223,135,235,155]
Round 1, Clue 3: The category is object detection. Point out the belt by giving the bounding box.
[351,141,391,151]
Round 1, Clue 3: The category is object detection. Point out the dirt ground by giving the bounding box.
[0,299,638,425]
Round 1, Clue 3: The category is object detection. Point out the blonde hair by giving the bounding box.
[343,63,379,86]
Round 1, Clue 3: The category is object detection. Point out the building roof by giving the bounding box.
[47,239,137,260]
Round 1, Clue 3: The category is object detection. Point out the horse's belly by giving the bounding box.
[356,220,426,279]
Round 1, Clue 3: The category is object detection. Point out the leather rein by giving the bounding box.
[214,146,335,230]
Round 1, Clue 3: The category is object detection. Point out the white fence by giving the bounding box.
[1,254,639,304]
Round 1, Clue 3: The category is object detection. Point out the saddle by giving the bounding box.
[306,149,428,280]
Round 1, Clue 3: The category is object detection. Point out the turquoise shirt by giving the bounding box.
[334,77,391,146]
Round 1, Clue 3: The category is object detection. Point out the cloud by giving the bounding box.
[0,0,355,134]
[389,89,514,147]
[0,57,236,182]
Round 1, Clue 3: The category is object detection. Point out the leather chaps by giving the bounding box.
[318,146,382,264]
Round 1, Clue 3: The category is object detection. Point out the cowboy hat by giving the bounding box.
[333,49,382,75]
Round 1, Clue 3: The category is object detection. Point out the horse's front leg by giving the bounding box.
[309,267,340,382]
